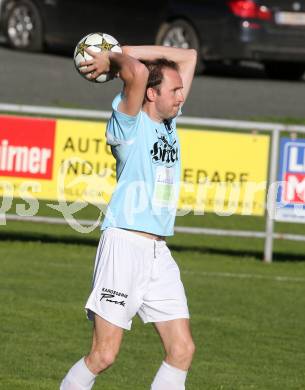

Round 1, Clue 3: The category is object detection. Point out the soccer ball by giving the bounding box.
[74,32,122,83]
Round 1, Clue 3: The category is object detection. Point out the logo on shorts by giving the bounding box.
[100,288,128,307]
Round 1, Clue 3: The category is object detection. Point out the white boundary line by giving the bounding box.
[3,214,305,243]
[4,214,95,226]
[182,270,305,283]
[2,215,305,283]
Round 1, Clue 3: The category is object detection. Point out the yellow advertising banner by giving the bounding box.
[178,129,270,216]
[0,115,269,216]
[52,119,116,204]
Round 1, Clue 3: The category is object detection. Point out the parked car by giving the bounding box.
[1,0,305,80]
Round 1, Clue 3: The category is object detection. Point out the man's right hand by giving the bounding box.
[79,48,111,80]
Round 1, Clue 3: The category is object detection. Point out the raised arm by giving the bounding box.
[80,49,149,116]
[122,46,197,101]
[80,45,196,114]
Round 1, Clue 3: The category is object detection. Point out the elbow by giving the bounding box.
[120,60,148,85]
[130,61,149,83]
[185,48,197,76]
[189,48,198,67]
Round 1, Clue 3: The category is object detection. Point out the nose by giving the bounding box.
[177,89,184,103]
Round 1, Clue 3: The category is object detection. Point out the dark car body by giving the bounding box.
[1,0,305,79]
[0,0,169,48]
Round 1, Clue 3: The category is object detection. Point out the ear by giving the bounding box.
[146,87,158,102]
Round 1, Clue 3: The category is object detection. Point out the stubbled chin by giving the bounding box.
[165,106,180,120]
[173,107,180,116]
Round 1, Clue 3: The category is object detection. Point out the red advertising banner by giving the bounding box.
[0,116,56,179]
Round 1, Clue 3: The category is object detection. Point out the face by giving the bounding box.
[154,68,184,120]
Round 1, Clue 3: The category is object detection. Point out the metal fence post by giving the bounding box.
[264,128,280,263]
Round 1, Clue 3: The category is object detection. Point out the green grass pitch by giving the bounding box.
[1,203,305,389]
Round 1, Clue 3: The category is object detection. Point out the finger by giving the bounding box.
[79,64,96,74]
[79,59,94,67]
[88,71,98,79]
[84,47,97,57]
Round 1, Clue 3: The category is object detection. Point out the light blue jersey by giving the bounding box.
[101,93,181,236]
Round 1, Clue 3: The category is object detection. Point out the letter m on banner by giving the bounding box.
[276,138,305,222]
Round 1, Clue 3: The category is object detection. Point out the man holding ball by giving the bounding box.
[60,43,197,390]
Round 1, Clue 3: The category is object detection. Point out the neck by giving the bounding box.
[142,105,163,123]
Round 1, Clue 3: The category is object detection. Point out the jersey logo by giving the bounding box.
[150,131,179,167]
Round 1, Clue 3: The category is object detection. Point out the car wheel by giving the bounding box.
[156,19,203,74]
[264,62,305,81]
[5,0,43,51]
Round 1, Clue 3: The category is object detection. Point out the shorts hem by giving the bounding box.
[85,307,131,331]
[141,313,190,324]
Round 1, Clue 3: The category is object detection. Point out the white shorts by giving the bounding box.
[85,227,189,330]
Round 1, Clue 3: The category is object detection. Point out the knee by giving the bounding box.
[86,348,118,374]
[168,340,196,368]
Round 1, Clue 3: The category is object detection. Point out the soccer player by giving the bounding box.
[60,44,197,390]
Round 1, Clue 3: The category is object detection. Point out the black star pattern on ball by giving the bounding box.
[96,38,116,51]
[76,41,90,57]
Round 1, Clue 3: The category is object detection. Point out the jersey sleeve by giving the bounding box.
[106,93,140,146]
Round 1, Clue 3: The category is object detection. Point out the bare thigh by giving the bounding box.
[85,314,124,375]
[154,318,195,371]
